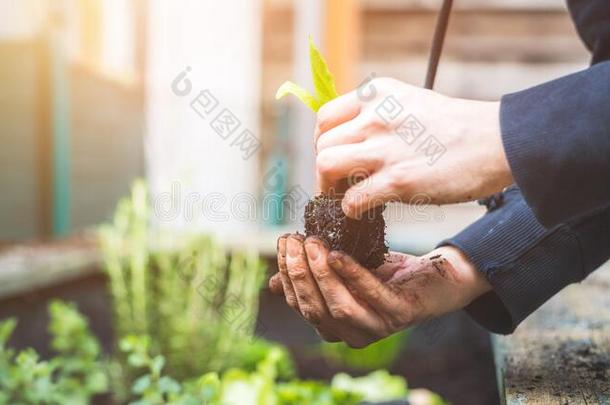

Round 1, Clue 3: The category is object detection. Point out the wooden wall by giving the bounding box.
[361,4,589,99]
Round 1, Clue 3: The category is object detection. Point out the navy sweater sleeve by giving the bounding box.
[440,186,610,334]
[501,62,610,227]
[435,1,610,334]
[500,0,610,227]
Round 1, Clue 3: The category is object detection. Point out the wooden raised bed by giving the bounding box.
[493,262,610,404]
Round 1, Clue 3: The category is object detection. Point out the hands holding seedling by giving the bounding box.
[269,235,491,347]
[273,38,496,346]
[314,77,513,218]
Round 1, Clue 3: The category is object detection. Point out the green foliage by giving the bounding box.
[321,330,409,370]
[120,335,408,405]
[407,389,448,405]
[0,303,444,404]
[119,336,181,404]
[0,180,447,404]
[0,301,108,404]
[276,380,361,405]
[330,370,408,403]
[275,36,339,112]
[99,180,271,382]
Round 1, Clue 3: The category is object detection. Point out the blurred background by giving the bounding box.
[0,1,592,404]
[0,0,590,250]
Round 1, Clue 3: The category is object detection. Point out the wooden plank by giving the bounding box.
[360,0,568,12]
[493,263,610,405]
[363,10,588,63]
[324,0,361,93]
[267,0,568,12]
[0,238,100,300]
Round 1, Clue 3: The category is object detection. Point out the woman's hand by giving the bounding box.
[269,234,491,348]
[314,77,513,218]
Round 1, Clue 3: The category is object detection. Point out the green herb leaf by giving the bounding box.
[308,36,339,106]
[331,370,408,402]
[151,355,165,376]
[132,375,152,394]
[275,37,339,112]
[275,81,320,112]
[158,376,181,394]
[0,318,17,348]
[128,352,147,368]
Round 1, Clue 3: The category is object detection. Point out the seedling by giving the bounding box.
[276,37,387,269]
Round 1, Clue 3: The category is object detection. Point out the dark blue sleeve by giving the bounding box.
[501,1,610,227]
[436,1,610,334]
[439,186,610,334]
[500,61,610,228]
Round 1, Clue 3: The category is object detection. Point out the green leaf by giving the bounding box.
[330,370,408,402]
[158,376,181,394]
[274,36,339,113]
[86,369,108,393]
[407,389,447,405]
[132,375,151,394]
[151,355,165,376]
[321,329,409,370]
[0,318,17,347]
[128,353,148,368]
[308,36,339,106]
[197,372,221,401]
[275,81,320,112]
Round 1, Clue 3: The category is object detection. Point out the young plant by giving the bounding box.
[276,36,339,112]
[98,180,273,384]
[275,38,388,269]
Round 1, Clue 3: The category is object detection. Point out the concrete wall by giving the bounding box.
[0,41,144,242]
[69,66,144,230]
[0,42,42,240]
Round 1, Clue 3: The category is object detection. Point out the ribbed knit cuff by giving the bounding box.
[439,186,584,334]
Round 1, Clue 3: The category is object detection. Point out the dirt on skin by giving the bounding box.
[303,194,388,269]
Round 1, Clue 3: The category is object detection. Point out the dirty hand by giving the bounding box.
[314,77,513,218]
[269,234,491,347]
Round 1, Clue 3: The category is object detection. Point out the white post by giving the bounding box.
[146,0,262,241]
[291,0,323,202]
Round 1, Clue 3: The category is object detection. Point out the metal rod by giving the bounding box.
[424,0,453,90]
